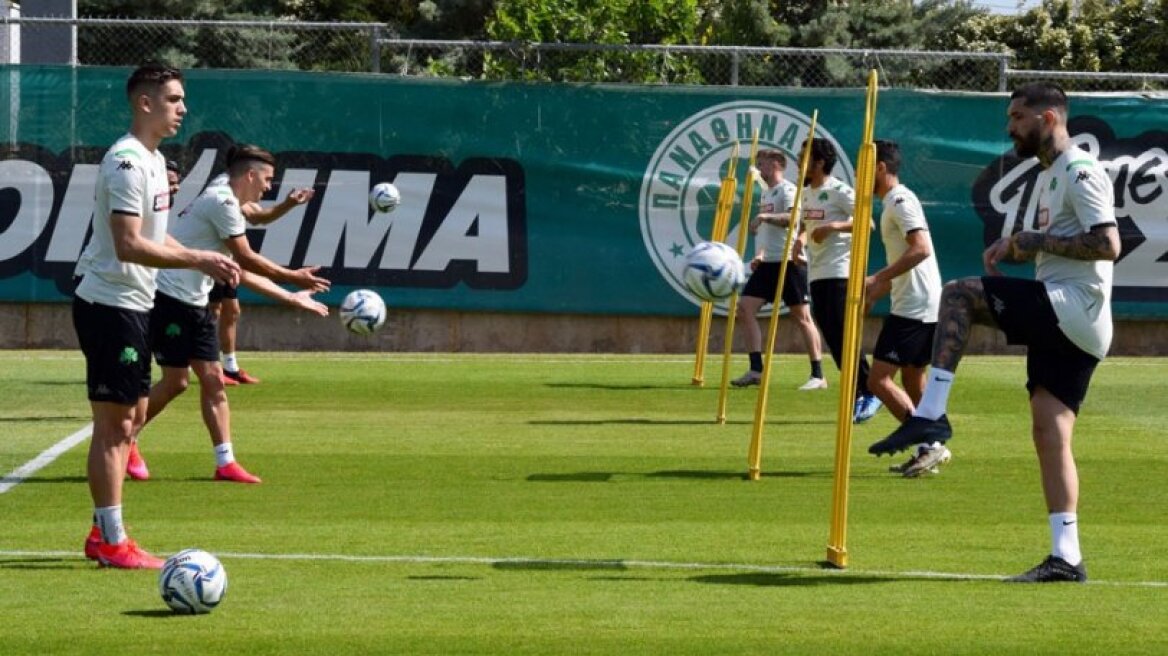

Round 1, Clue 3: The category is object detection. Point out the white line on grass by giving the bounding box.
[0,548,1164,588]
[0,423,92,495]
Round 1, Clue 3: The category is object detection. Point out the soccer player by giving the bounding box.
[731,149,826,391]
[863,140,948,477]
[868,83,1119,583]
[212,181,316,386]
[131,144,330,485]
[799,138,882,423]
[75,63,241,569]
[124,158,186,481]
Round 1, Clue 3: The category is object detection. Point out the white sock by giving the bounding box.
[93,505,127,545]
[914,368,955,420]
[214,443,235,468]
[222,353,239,373]
[1050,512,1082,566]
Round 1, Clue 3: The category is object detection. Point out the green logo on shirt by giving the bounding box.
[119,347,139,365]
[819,191,829,201]
[1050,178,1058,191]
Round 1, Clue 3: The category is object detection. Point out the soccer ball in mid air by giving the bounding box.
[340,289,387,335]
[159,549,227,615]
[682,241,746,302]
[369,182,401,213]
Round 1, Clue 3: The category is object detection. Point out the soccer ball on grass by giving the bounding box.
[159,549,227,615]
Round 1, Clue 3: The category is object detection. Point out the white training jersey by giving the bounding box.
[754,179,797,262]
[156,178,247,307]
[74,134,171,312]
[801,176,855,281]
[1034,147,1116,360]
[879,184,942,322]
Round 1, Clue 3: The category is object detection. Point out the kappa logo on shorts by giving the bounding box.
[638,102,855,312]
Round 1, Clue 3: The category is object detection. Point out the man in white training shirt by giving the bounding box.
[75,63,240,569]
[124,144,330,488]
[863,140,947,478]
[869,82,1120,583]
[731,149,826,391]
[800,138,882,423]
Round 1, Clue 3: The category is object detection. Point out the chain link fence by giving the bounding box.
[3,17,1167,92]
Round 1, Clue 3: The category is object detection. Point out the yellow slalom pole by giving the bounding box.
[716,131,760,423]
[692,142,740,386]
[746,112,817,480]
[826,70,879,568]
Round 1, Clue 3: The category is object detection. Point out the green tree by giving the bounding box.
[483,0,702,83]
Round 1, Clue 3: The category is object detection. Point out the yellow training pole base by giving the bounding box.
[747,468,760,481]
[691,377,704,387]
[825,546,848,569]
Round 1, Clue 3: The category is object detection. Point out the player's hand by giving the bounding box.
[748,166,764,186]
[810,225,832,244]
[197,252,241,287]
[983,236,1012,276]
[864,275,890,314]
[285,188,315,205]
[750,256,762,272]
[749,215,763,234]
[286,290,328,317]
[291,266,330,292]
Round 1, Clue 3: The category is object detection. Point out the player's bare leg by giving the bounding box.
[86,399,164,569]
[191,360,261,483]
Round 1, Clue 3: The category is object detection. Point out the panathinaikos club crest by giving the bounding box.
[638,100,854,313]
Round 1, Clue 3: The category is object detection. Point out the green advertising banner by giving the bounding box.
[1,66,1165,318]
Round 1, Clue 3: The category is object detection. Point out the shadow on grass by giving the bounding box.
[691,571,896,587]
[528,418,834,427]
[407,575,482,581]
[525,470,826,482]
[527,472,613,482]
[529,418,753,426]
[3,475,89,485]
[0,558,82,570]
[31,381,85,387]
[123,609,185,618]
[0,415,89,422]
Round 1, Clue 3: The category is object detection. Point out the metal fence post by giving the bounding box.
[371,25,381,73]
[731,48,739,87]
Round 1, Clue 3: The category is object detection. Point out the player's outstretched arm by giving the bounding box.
[239,270,328,317]
[224,235,331,292]
[241,188,315,226]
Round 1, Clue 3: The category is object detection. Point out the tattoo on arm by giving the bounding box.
[1016,226,1120,261]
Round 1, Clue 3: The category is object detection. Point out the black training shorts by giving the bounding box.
[741,260,810,307]
[149,291,221,368]
[982,276,1100,414]
[72,296,152,404]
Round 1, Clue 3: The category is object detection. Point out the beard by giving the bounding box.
[1012,129,1041,159]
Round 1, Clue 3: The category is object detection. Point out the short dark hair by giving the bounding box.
[874,140,901,175]
[756,149,787,168]
[165,159,181,174]
[126,62,183,99]
[1010,82,1068,113]
[226,144,276,177]
[804,138,837,175]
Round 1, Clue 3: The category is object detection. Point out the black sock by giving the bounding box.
[749,352,763,372]
[810,359,823,379]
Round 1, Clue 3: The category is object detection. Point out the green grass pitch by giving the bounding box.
[1,351,1165,654]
